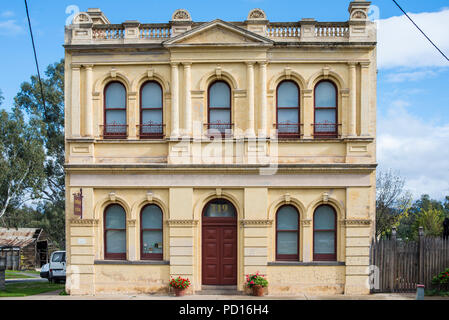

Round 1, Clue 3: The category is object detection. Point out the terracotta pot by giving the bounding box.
[174,287,186,297]
[252,285,264,296]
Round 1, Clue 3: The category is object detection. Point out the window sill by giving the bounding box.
[94,260,169,265]
[268,261,345,266]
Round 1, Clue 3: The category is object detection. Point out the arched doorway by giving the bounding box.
[202,198,237,285]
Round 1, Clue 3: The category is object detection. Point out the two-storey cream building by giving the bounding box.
[64,1,377,296]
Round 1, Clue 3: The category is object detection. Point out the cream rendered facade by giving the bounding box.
[64,2,377,296]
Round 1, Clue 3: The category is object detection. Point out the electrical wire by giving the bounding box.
[24,0,48,116]
[392,0,449,62]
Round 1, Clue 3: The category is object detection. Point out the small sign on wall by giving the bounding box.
[73,189,83,218]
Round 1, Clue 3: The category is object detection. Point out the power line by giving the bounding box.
[392,0,449,62]
[24,0,48,116]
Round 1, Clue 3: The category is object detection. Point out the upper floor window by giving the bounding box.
[313,205,336,261]
[208,81,232,136]
[276,205,299,261]
[141,204,163,260]
[104,204,126,260]
[314,81,338,138]
[104,82,127,138]
[276,81,300,138]
[140,81,164,139]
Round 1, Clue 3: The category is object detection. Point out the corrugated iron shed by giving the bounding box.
[0,228,42,248]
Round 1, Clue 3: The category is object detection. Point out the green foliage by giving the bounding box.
[432,268,449,285]
[245,272,268,288]
[415,206,444,237]
[0,108,46,221]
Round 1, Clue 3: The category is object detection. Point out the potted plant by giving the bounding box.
[245,272,268,296]
[169,276,191,297]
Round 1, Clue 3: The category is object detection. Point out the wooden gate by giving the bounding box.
[370,229,449,293]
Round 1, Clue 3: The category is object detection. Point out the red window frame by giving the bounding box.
[313,204,337,261]
[104,81,127,139]
[140,204,163,260]
[313,80,338,138]
[276,80,301,138]
[207,80,232,137]
[139,81,164,139]
[276,205,300,261]
[104,204,127,260]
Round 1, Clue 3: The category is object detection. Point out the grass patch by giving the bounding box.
[0,282,64,297]
[4,271,35,279]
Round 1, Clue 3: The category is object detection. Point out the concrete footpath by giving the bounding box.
[1,291,434,300]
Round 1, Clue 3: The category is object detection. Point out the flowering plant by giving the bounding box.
[169,276,191,290]
[432,268,449,286]
[245,272,268,288]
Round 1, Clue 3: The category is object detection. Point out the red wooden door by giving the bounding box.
[202,218,237,285]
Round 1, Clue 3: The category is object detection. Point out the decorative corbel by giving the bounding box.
[322,192,329,204]
[146,191,153,202]
[109,192,116,202]
[110,68,117,79]
[216,188,222,197]
[215,66,222,79]
[147,68,154,79]
[284,193,291,204]
[284,67,292,80]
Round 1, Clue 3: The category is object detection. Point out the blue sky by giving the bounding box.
[0,0,448,199]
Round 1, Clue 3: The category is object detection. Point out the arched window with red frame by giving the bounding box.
[140,204,163,260]
[313,205,337,261]
[276,80,300,138]
[207,81,232,136]
[314,80,338,138]
[140,81,163,139]
[104,204,127,260]
[104,81,127,138]
[276,205,299,261]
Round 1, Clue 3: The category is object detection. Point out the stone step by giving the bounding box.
[197,285,244,295]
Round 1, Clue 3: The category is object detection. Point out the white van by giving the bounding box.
[48,251,66,283]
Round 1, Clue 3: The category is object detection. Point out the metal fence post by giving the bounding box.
[418,227,424,285]
[0,256,6,291]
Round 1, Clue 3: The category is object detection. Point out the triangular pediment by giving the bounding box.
[164,19,273,47]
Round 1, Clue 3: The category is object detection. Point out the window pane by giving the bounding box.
[106,230,126,253]
[278,109,299,133]
[141,205,162,229]
[315,109,336,133]
[105,205,126,229]
[141,109,162,125]
[278,81,298,108]
[141,82,162,109]
[142,230,163,254]
[315,81,336,107]
[105,82,126,109]
[204,199,236,217]
[314,231,335,254]
[106,110,126,125]
[277,206,298,230]
[209,109,230,124]
[314,205,335,230]
[277,231,298,255]
[209,82,230,108]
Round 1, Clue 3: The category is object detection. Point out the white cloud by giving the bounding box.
[1,11,14,18]
[0,19,23,35]
[377,9,449,68]
[377,102,449,200]
[384,69,439,83]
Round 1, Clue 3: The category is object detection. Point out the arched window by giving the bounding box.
[208,81,232,136]
[104,204,126,260]
[203,198,236,218]
[276,81,300,138]
[276,205,299,261]
[313,205,337,261]
[140,204,163,260]
[314,80,338,138]
[104,81,127,138]
[140,81,163,138]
